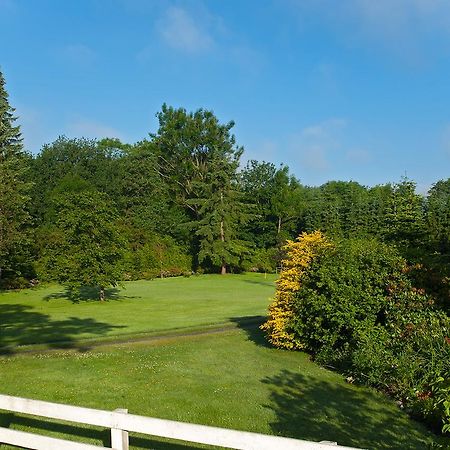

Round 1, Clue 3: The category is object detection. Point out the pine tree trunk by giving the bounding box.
[99,287,105,301]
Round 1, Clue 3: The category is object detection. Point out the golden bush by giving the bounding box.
[261,231,332,349]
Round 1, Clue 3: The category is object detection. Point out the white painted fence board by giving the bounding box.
[111,409,129,450]
[0,394,361,449]
[0,394,115,428]
[0,427,112,450]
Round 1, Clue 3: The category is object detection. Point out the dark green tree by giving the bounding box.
[426,179,450,253]
[366,184,393,238]
[41,189,125,300]
[30,136,124,222]
[193,151,250,274]
[117,140,186,240]
[271,166,304,240]
[151,104,249,272]
[385,178,425,248]
[240,161,304,247]
[0,70,32,285]
[240,161,279,248]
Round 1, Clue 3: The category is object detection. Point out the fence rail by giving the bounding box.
[0,394,361,450]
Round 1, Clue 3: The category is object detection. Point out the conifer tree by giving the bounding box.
[194,150,250,274]
[0,70,32,284]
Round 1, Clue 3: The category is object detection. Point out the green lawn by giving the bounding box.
[0,328,446,449]
[0,273,447,449]
[0,273,276,351]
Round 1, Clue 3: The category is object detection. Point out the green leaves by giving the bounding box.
[284,235,450,433]
[152,104,248,273]
[40,190,125,300]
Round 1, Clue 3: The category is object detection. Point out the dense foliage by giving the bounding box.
[263,234,450,434]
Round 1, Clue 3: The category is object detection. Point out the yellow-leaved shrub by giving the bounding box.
[261,231,332,349]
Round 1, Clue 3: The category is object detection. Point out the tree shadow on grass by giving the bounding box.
[241,279,276,287]
[43,286,140,303]
[262,369,445,450]
[0,413,215,449]
[230,315,272,348]
[0,304,126,354]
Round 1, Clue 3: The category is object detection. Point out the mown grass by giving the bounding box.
[0,273,447,449]
[0,273,276,351]
[0,327,447,449]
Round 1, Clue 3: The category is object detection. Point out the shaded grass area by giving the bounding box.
[0,273,276,352]
[0,325,447,449]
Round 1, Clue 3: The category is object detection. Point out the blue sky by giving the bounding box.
[1,0,449,191]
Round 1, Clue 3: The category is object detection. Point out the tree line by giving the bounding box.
[1,70,449,299]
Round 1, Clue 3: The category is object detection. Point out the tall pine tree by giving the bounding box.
[151,105,250,272]
[0,70,32,285]
[193,149,250,274]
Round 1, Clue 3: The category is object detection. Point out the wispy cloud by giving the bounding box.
[290,0,450,64]
[66,118,124,140]
[157,6,214,54]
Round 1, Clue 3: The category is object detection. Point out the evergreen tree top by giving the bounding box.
[0,70,23,160]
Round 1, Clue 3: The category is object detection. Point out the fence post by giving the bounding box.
[111,409,129,450]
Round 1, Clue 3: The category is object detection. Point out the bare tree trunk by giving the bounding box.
[278,216,282,234]
[99,287,105,301]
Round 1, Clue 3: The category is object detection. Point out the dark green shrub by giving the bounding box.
[290,238,406,366]
[288,237,450,433]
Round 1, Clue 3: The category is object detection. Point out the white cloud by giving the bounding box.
[158,7,214,54]
[66,118,124,141]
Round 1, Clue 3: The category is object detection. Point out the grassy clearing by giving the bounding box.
[0,273,276,351]
[0,326,446,449]
[0,273,447,448]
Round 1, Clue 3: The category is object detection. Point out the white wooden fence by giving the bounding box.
[0,394,361,450]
